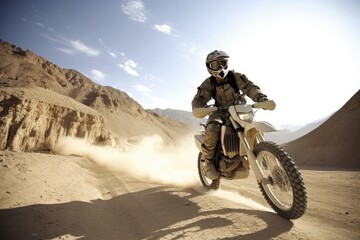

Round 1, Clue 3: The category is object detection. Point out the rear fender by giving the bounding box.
[194,134,204,152]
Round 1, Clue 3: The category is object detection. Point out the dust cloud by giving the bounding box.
[55,135,269,211]
[55,135,199,187]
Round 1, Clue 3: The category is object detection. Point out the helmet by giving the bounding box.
[206,50,229,79]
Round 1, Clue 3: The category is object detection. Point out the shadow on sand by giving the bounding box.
[0,187,293,239]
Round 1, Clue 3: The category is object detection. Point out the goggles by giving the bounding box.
[208,59,228,70]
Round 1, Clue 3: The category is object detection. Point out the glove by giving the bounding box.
[258,96,268,102]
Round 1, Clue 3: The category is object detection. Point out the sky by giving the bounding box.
[0,0,359,126]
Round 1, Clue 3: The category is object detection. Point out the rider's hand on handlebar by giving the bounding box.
[258,96,268,102]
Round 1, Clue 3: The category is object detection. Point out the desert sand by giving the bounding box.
[1,136,359,240]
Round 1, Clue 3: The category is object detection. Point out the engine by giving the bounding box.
[222,126,240,158]
[219,155,240,178]
[218,125,249,179]
[218,154,249,179]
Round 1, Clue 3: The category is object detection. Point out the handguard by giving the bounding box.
[192,107,218,118]
[252,100,276,110]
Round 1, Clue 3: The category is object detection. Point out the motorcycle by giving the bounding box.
[193,94,307,219]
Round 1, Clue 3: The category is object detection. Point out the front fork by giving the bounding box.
[229,117,267,183]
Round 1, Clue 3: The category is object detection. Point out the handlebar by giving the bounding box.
[192,106,218,118]
[252,100,276,110]
[192,100,276,118]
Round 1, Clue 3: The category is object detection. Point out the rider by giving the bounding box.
[192,50,269,180]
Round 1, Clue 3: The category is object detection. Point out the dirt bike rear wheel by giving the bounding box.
[197,152,220,190]
[254,141,307,219]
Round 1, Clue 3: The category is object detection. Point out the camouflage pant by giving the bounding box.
[202,111,227,160]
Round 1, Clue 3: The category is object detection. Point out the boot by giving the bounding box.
[203,159,220,180]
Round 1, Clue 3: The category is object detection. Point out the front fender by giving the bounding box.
[244,121,281,150]
[244,121,281,136]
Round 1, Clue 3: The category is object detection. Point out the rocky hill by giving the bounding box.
[0,40,191,151]
[284,90,360,170]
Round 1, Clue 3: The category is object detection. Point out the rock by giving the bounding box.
[0,87,111,151]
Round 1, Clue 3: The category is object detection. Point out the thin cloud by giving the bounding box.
[41,28,100,57]
[153,24,172,35]
[69,40,100,57]
[180,43,207,60]
[144,74,162,83]
[121,0,147,22]
[133,84,151,96]
[91,69,106,81]
[35,22,45,28]
[32,20,55,32]
[57,48,76,55]
[118,59,139,76]
[99,38,117,58]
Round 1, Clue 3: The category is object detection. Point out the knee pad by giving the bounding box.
[205,122,221,132]
[206,118,223,128]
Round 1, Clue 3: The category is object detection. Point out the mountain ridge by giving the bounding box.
[151,107,330,143]
[0,39,191,151]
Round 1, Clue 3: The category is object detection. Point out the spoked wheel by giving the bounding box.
[197,152,220,190]
[254,141,307,219]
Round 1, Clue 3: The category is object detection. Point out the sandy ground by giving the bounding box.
[0,140,359,240]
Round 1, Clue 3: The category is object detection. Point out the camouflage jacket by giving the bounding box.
[192,71,267,109]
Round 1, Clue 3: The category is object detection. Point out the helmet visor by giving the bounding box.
[209,59,228,70]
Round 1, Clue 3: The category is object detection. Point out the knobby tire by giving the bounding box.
[254,141,307,219]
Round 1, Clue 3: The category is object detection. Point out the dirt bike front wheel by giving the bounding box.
[197,152,220,191]
[254,141,307,219]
